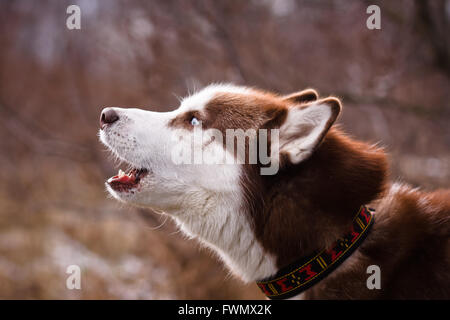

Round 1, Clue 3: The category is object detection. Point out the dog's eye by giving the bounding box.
[190,117,200,126]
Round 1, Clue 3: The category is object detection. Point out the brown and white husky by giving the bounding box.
[99,84,450,299]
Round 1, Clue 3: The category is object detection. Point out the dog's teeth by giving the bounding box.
[118,169,125,177]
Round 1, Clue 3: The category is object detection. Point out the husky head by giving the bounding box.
[99,84,341,281]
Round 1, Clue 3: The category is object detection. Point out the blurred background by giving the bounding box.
[0,0,448,299]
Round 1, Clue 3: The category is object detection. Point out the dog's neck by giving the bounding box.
[172,128,388,287]
[248,128,388,269]
[172,191,279,282]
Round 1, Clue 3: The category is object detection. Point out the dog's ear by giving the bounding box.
[282,89,318,104]
[276,97,341,164]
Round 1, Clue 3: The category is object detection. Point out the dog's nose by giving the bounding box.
[100,108,119,128]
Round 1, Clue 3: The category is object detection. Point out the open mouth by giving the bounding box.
[107,168,149,192]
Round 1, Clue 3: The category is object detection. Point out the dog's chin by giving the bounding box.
[105,179,170,213]
[105,182,137,203]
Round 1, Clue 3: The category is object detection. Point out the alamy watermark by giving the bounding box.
[366,5,381,30]
[66,5,81,30]
[66,264,81,290]
[66,5,380,31]
[170,122,280,175]
[366,265,381,290]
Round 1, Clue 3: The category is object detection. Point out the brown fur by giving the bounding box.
[304,185,450,299]
[282,88,318,104]
[216,89,449,299]
[247,100,448,299]
[174,87,450,298]
[244,128,389,266]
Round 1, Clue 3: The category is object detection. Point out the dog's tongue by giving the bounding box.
[108,169,135,184]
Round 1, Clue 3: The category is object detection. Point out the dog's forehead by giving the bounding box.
[178,84,252,113]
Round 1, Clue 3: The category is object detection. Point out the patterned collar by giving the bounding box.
[256,206,374,299]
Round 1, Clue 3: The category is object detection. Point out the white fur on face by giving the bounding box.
[99,107,184,210]
[99,84,278,282]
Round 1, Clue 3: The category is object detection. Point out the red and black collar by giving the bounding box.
[256,206,374,300]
